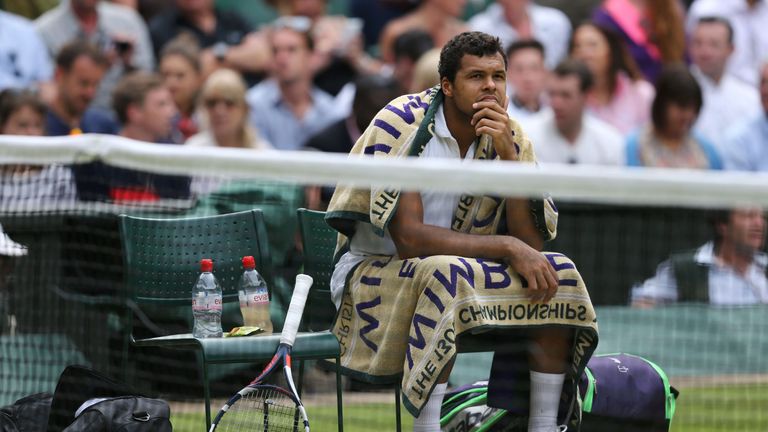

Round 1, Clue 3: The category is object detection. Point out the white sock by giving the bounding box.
[413,382,447,432]
[528,371,565,432]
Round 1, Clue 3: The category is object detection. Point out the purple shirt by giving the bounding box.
[592,5,662,82]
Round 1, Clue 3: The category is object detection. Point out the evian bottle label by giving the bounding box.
[249,287,269,306]
[193,292,222,311]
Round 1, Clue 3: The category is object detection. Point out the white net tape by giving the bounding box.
[1,133,767,209]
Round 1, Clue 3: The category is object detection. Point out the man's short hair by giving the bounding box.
[271,16,314,51]
[393,29,435,63]
[506,39,545,61]
[552,59,593,92]
[438,31,507,83]
[697,16,734,45]
[55,40,109,71]
[651,64,703,132]
[112,72,165,124]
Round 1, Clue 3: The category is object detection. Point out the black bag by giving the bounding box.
[0,393,53,432]
[47,365,171,432]
[61,397,171,432]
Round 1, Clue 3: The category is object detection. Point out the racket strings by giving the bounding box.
[217,387,301,432]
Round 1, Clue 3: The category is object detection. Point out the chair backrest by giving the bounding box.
[119,209,273,334]
[297,208,338,332]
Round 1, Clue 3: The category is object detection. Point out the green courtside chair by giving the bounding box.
[297,208,500,432]
[298,208,406,429]
[119,209,342,430]
[296,209,339,334]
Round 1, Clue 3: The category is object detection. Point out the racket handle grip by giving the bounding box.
[280,274,313,346]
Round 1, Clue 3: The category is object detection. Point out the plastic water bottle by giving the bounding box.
[192,258,223,338]
[238,256,273,334]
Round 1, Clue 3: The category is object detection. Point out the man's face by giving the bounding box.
[442,53,507,119]
[132,87,177,140]
[507,48,546,105]
[548,74,585,131]
[760,64,768,113]
[722,208,766,254]
[56,56,106,116]
[271,28,312,85]
[690,22,733,80]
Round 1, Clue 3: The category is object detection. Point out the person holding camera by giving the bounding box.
[35,0,155,111]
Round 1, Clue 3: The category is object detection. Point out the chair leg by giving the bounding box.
[394,382,402,432]
[335,356,344,432]
[203,361,212,430]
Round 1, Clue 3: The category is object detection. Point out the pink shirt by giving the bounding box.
[588,73,655,135]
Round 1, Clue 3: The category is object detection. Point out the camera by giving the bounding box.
[114,40,132,55]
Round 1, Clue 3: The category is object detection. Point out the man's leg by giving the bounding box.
[412,358,455,431]
[528,327,572,432]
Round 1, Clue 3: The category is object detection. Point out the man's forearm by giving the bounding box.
[506,198,544,251]
[390,220,517,261]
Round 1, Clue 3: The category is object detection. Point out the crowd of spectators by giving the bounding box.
[0,0,767,201]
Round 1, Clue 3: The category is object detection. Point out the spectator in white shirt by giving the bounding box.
[0,11,53,91]
[721,60,768,172]
[689,16,761,148]
[525,59,624,165]
[632,207,768,307]
[469,0,571,69]
[505,39,548,124]
[686,0,768,86]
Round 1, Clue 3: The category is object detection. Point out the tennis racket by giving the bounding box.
[209,274,313,432]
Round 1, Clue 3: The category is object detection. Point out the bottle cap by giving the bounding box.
[242,255,256,269]
[200,258,213,272]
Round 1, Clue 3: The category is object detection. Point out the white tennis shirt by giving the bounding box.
[330,105,477,308]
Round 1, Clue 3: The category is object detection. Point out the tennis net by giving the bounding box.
[1,134,766,431]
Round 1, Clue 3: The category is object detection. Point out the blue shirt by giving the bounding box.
[0,11,52,89]
[246,79,342,151]
[46,109,119,136]
[722,113,768,172]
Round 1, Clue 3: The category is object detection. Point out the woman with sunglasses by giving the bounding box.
[185,68,271,150]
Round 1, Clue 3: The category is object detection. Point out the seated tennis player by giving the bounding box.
[325,32,598,432]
